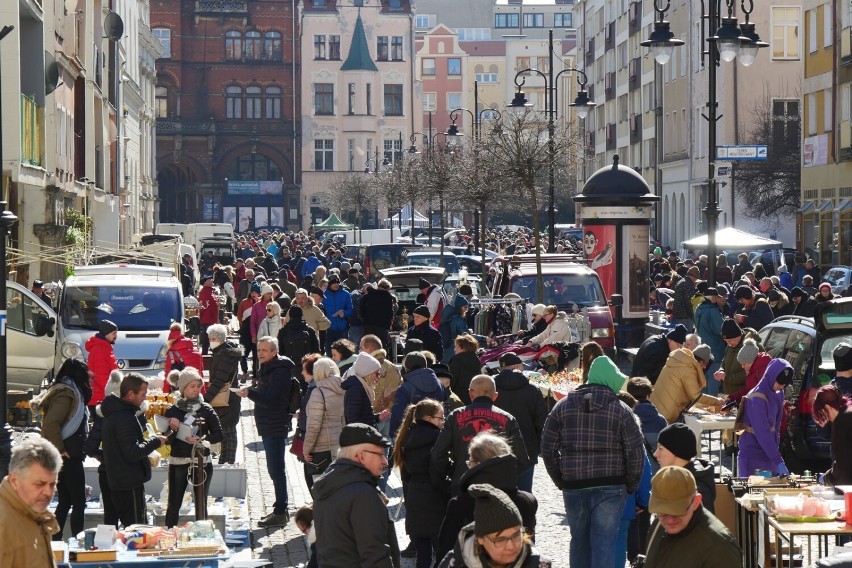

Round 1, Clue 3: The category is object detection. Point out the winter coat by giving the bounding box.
[738,298,774,331]
[246,355,295,437]
[324,287,353,332]
[737,358,789,473]
[360,287,395,330]
[372,350,402,413]
[204,340,242,428]
[792,297,818,318]
[826,408,852,486]
[540,384,645,493]
[163,400,223,459]
[390,367,446,435]
[529,312,574,346]
[342,374,379,426]
[719,328,761,395]
[435,454,538,563]
[623,452,652,521]
[439,295,470,347]
[312,459,401,568]
[304,374,346,456]
[278,319,321,384]
[101,395,162,491]
[631,334,671,384]
[430,397,530,488]
[437,524,550,568]
[644,507,741,568]
[165,337,205,376]
[398,420,449,538]
[449,351,482,405]
[634,400,668,438]
[672,277,696,320]
[250,298,271,340]
[727,352,771,405]
[519,317,548,343]
[686,458,717,515]
[493,369,548,462]
[650,349,719,423]
[407,321,444,362]
[38,380,87,458]
[0,478,60,568]
[257,314,283,340]
[198,285,219,325]
[695,300,726,366]
[286,302,331,333]
[85,334,118,405]
[301,256,322,280]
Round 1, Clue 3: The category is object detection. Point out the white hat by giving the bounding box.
[531,304,546,317]
[261,283,274,296]
[352,263,362,270]
[350,352,381,378]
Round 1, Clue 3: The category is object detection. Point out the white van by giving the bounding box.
[185,223,234,252]
[6,281,57,391]
[55,265,185,377]
[155,223,189,239]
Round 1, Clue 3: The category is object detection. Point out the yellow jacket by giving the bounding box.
[650,348,719,424]
[0,477,60,567]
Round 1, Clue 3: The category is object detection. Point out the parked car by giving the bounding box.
[443,275,483,298]
[822,266,852,296]
[379,266,447,330]
[346,242,423,281]
[6,280,57,391]
[455,255,486,275]
[446,246,498,260]
[401,250,461,275]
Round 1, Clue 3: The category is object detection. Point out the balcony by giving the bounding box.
[605,123,616,151]
[195,0,248,16]
[156,118,216,136]
[585,37,595,66]
[604,72,615,101]
[21,94,44,167]
[840,120,852,161]
[629,113,642,144]
[628,2,641,35]
[628,58,641,89]
[842,29,852,66]
[604,22,615,51]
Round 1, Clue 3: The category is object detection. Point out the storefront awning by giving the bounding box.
[798,201,815,213]
[834,198,852,213]
[817,199,834,212]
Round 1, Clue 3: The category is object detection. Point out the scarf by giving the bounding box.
[58,378,89,439]
[356,374,375,404]
[175,395,203,415]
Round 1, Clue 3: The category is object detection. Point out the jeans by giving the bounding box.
[262,436,289,515]
[166,462,213,528]
[54,456,86,540]
[562,485,627,568]
[325,328,349,356]
[112,486,148,528]
[348,325,365,349]
[414,537,434,568]
[614,518,631,568]
[517,465,535,492]
[99,468,118,527]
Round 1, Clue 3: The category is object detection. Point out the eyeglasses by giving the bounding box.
[431,415,446,423]
[485,529,524,549]
[361,449,388,461]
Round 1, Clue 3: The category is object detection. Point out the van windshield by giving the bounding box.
[510,274,607,308]
[61,285,182,331]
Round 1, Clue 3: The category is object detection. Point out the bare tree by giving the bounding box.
[328,173,376,239]
[737,94,801,220]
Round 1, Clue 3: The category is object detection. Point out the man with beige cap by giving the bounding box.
[642,466,740,567]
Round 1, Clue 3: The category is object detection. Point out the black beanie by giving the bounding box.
[99,320,118,336]
[288,305,304,320]
[657,423,698,461]
[834,343,852,372]
[720,318,743,339]
[418,277,431,290]
[735,285,754,300]
[413,305,431,318]
[468,483,522,536]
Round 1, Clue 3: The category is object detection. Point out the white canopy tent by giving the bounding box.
[681,227,783,250]
[383,205,429,228]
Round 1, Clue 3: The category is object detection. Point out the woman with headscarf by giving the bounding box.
[342,351,389,426]
[35,357,92,540]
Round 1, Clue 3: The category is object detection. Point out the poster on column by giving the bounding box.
[623,225,650,316]
[269,207,284,229]
[223,207,237,231]
[238,209,254,232]
[583,225,616,298]
[254,207,269,228]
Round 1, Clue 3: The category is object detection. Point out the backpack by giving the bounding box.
[283,330,312,365]
[287,375,303,415]
[429,285,448,325]
[733,391,768,436]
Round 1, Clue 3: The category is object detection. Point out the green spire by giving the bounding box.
[341,13,378,72]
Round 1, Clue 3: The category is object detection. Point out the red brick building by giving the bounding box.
[151,0,300,229]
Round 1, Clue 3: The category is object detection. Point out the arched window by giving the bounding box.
[226,86,242,119]
[265,86,281,119]
[246,86,262,119]
[225,31,242,60]
[228,153,282,181]
[245,31,262,60]
[264,32,282,61]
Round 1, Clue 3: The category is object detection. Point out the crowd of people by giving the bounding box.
[4,226,852,568]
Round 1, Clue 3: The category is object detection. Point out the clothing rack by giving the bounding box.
[465,297,527,336]
[467,297,527,306]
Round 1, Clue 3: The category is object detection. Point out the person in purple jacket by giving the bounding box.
[736,358,794,476]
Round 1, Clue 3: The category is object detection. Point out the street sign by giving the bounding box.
[716,161,732,178]
[716,145,767,160]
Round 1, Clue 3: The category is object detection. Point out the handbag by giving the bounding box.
[631,522,662,568]
[210,367,238,408]
[290,429,305,458]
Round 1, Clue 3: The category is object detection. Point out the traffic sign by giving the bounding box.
[716,145,767,160]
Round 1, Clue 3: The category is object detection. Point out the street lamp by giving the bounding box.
[0,24,14,477]
[642,0,766,285]
[508,29,595,252]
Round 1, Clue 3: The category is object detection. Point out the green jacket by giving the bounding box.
[645,506,741,568]
[719,328,761,395]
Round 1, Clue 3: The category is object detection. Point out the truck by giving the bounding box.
[184,223,234,251]
[320,228,394,246]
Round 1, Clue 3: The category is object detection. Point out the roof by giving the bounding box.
[459,41,507,56]
[341,13,378,72]
[573,155,657,204]
[680,227,783,250]
[312,213,354,230]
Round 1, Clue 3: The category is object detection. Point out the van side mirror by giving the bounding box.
[35,315,56,338]
[609,294,623,307]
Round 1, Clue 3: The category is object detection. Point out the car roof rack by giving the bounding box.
[506,253,590,266]
[771,315,816,327]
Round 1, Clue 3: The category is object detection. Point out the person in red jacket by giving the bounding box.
[163,323,205,392]
[198,275,219,354]
[85,319,119,413]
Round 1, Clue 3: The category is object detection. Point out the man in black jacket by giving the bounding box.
[631,324,687,384]
[492,353,548,492]
[406,305,443,361]
[313,423,400,568]
[101,373,167,527]
[237,336,295,527]
[360,279,395,350]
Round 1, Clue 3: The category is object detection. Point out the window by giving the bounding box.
[807,93,816,135]
[824,88,833,132]
[264,32,282,61]
[383,138,402,163]
[153,28,171,58]
[265,86,281,119]
[314,35,327,59]
[314,139,334,171]
[229,153,282,181]
[516,56,530,74]
[313,0,326,6]
[475,72,498,83]
[456,28,491,40]
[246,86,262,119]
[225,31,242,59]
[348,139,355,171]
[155,86,168,117]
[480,109,499,121]
[422,58,435,76]
[244,31,262,60]
[809,9,817,53]
[391,36,403,61]
[366,83,372,115]
[495,14,519,28]
[523,13,544,27]
[772,7,800,60]
[423,92,436,111]
[554,13,572,27]
[377,36,389,61]
[384,84,403,116]
[415,14,436,29]
[447,92,461,111]
[824,5,833,48]
[348,83,356,114]
[387,0,402,9]
[226,86,242,119]
[447,58,461,75]
[329,35,341,59]
[315,83,334,115]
